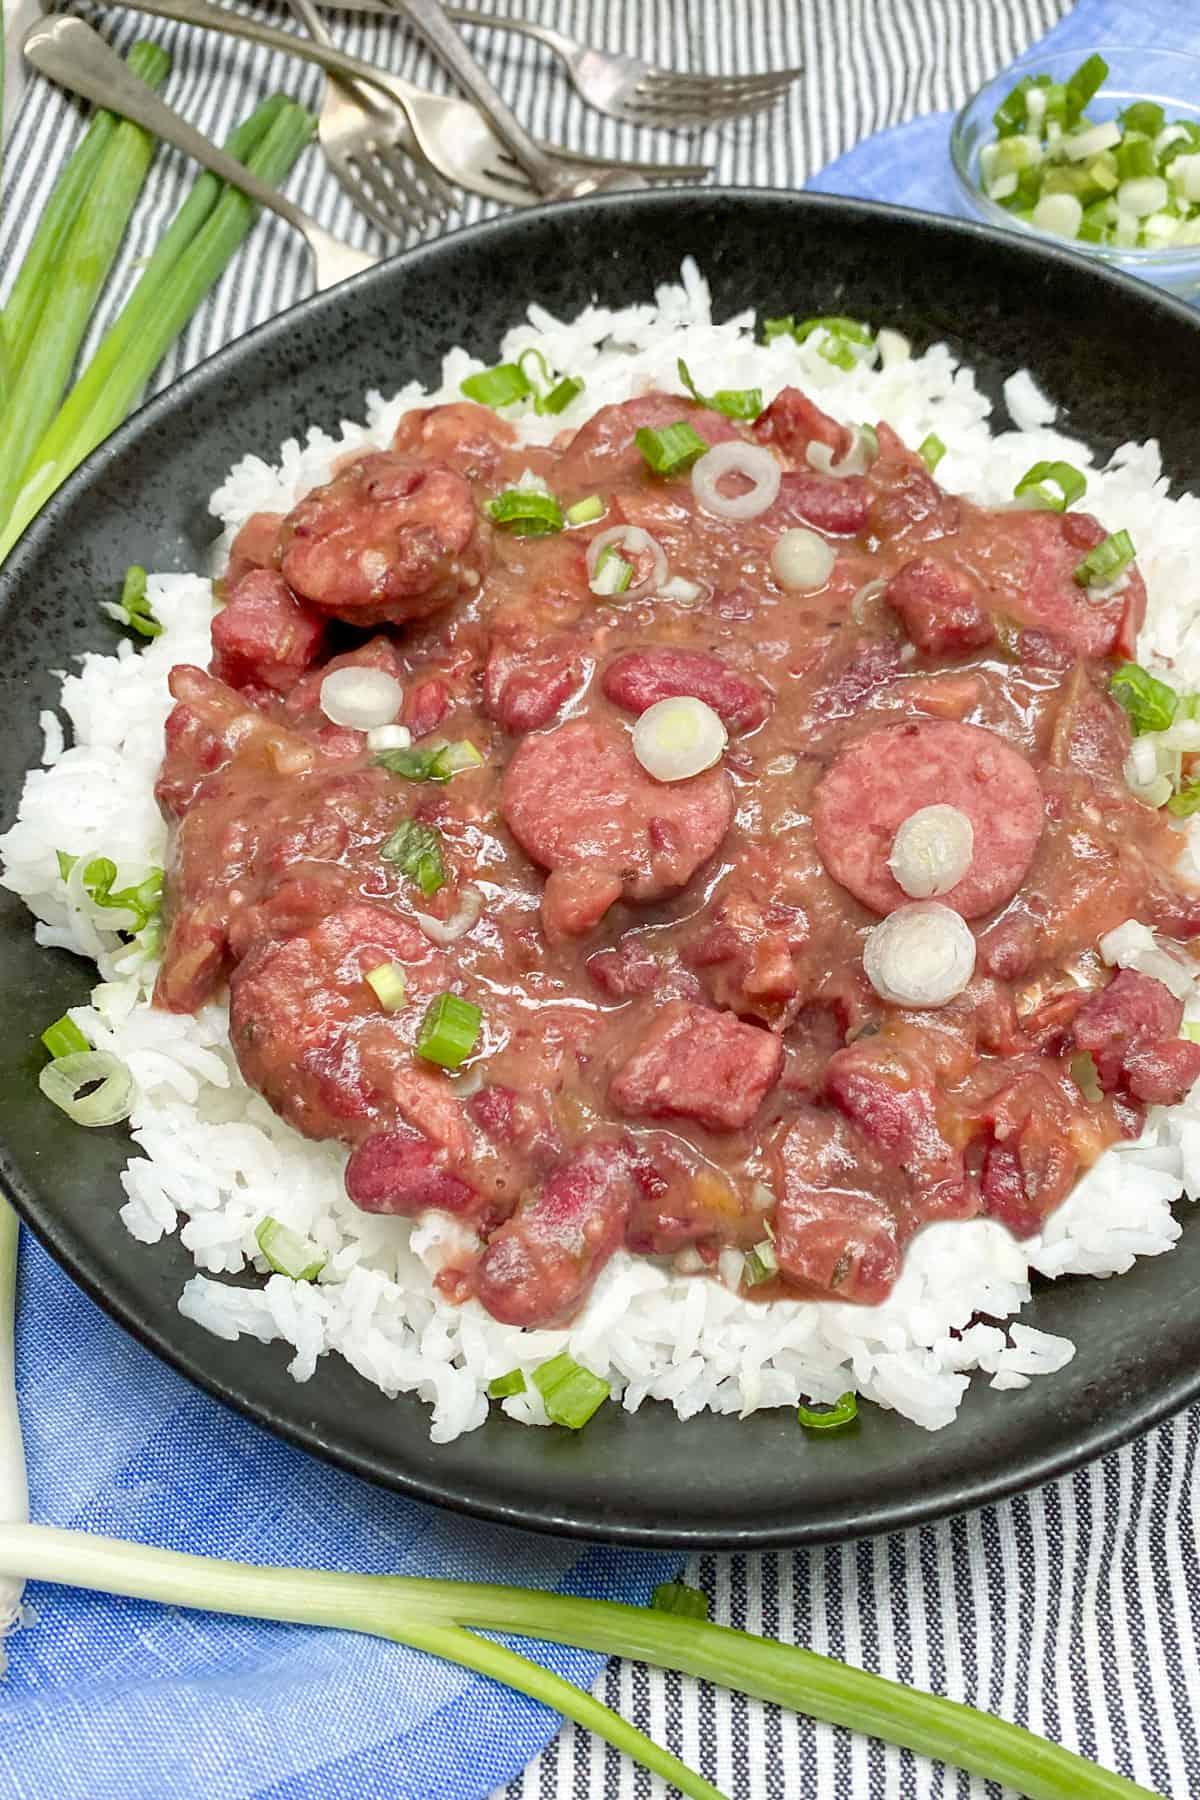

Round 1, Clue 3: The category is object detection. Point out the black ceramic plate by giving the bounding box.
[3,192,1199,1548]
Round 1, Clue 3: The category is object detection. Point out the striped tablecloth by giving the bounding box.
[12,3,1200,1798]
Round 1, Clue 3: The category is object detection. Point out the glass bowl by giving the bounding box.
[950,45,1200,297]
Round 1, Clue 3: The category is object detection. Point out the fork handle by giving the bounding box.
[23,15,315,234]
[382,0,561,197]
[443,8,576,64]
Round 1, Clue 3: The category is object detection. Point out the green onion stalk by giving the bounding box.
[0,40,170,541]
[0,97,315,564]
[0,1508,1163,1796]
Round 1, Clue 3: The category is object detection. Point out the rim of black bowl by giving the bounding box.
[4,187,1200,1548]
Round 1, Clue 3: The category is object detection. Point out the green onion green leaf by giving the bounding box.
[1074,528,1135,588]
[1065,52,1107,114]
[532,1352,610,1429]
[1012,460,1087,513]
[1119,99,1164,139]
[540,376,584,415]
[414,992,483,1069]
[565,494,605,526]
[381,820,446,896]
[1166,780,1200,819]
[742,1240,778,1288]
[676,357,763,422]
[40,1015,89,1060]
[1109,663,1178,735]
[488,1369,527,1400]
[81,858,163,934]
[255,1216,326,1282]
[460,363,532,408]
[797,1391,859,1433]
[103,564,160,638]
[486,489,564,536]
[651,1581,710,1620]
[55,850,76,883]
[635,421,710,476]
[917,433,946,473]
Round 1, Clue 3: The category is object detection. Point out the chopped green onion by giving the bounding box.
[1074,528,1135,587]
[1121,100,1165,138]
[917,433,946,473]
[486,489,564,536]
[1166,781,1200,819]
[765,316,874,370]
[56,850,76,883]
[381,820,446,896]
[565,495,605,526]
[993,76,1036,136]
[1069,1050,1104,1102]
[40,1015,89,1060]
[255,1216,326,1282]
[1116,136,1157,181]
[0,99,315,562]
[635,421,710,476]
[1182,1022,1200,1043]
[375,739,482,783]
[1065,53,1107,113]
[38,1050,133,1128]
[532,1353,610,1429]
[365,962,408,1012]
[414,992,482,1069]
[460,363,532,408]
[797,1391,859,1433]
[652,1581,710,1620]
[742,1240,778,1287]
[102,565,160,639]
[1109,662,1178,734]
[592,546,634,596]
[488,1369,527,1399]
[540,376,584,415]
[676,357,763,422]
[81,858,163,934]
[1012,460,1087,512]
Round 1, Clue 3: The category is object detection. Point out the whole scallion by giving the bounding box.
[0,97,314,563]
[0,40,170,541]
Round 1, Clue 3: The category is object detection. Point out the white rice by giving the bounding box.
[5,259,1200,1443]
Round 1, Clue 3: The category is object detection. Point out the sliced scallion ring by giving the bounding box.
[632,696,727,783]
[415,992,483,1069]
[691,440,782,522]
[39,1050,133,1127]
[918,433,946,473]
[1074,528,1135,587]
[365,962,409,1012]
[1012,459,1087,512]
[565,494,605,526]
[255,1216,326,1282]
[41,1014,89,1059]
[798,1392,859,1433]
[532,1353,610,1429]
[806,424,878,478]
[486,490,564,536]
[488,1368,527,1399]
[585,525,668,599]
[460,363,532,408]
[635,421,710,477]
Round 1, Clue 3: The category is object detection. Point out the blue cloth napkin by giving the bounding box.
[808,0,1200,306]
[1,1233,674,1798]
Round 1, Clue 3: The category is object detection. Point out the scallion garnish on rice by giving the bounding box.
[762,315,875,369]
[918,433,946,473]
[1012,460,1087,512]
[100,564,161,638]
[487,1368,526,1399]
[532,1353,610,1429]
[1074,528,1135,587]
[38,1051,133,1128]
[460,362,532,408]
[1109,662,1179,734]
[255,1217,326,1282]
[797,1391,859,1433]
[676,357,763,422]
[414,992,482,1069]
[40,1015,89,1060]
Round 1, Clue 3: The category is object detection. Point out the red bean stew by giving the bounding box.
[153,383,1200,1328]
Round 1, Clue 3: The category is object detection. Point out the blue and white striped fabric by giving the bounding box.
[7,1,1200,1797]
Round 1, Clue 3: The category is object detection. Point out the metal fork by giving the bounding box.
[338,1,803,130]
[285,0,452,240]
[98,0,714,207]
[25,16,377,289]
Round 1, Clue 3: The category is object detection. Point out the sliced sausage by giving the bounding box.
[752,387,852,465]
[988,509,1146,661]
[555,392,740,490]
[601,647,770,734]
[391,400,516,482]
[812,718,1043,918]
[771,1108,907,1303]
[762,470,869,537]
[474,1139,635,1326]
[279,451,489,628]
[345,1124,476,1216]
[501,717,734,936]
[609,999,783,1132]
[884,556,994,657]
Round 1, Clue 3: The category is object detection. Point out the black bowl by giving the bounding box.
[2,191,1199,1548]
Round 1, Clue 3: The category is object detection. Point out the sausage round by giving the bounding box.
[501,717,734,935]
[812,718,1043,918]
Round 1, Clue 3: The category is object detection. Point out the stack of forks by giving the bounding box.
[27,0,801,285]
